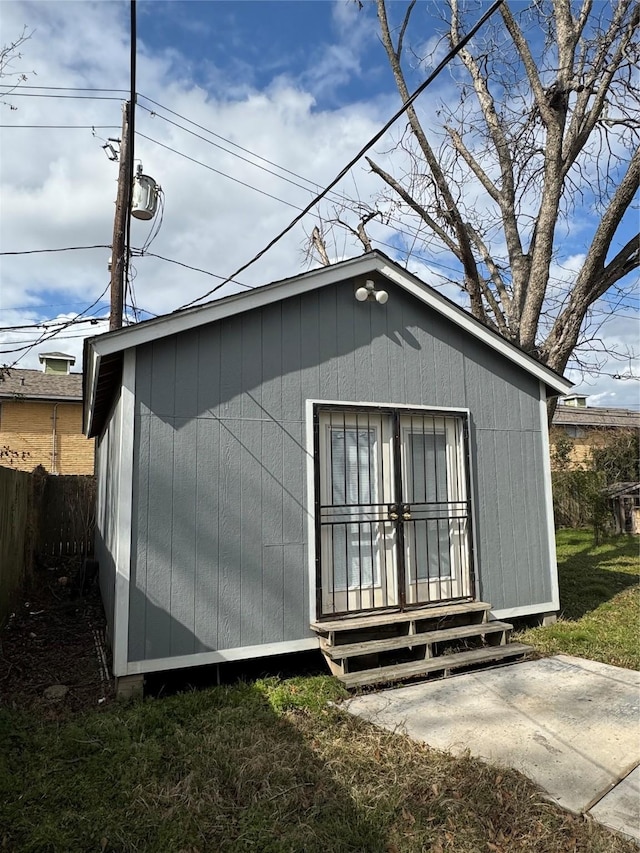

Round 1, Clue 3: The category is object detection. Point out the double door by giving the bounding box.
[316,407,473,619]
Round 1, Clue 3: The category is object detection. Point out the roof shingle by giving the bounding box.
[553,405,640,429]
[0,368,83,402]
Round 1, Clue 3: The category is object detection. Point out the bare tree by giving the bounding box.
[315,0,639,413]
[0,27,34,109]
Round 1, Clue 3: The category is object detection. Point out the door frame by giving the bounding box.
[306,400,478,623]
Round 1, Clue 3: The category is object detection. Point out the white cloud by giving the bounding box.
[0,0,395,369]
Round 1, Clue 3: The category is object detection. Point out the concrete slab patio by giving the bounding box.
[346,654,640,843]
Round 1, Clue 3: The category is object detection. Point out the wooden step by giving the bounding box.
[311,601,491,635]
[341,643,533,689]
[322,620,513,660]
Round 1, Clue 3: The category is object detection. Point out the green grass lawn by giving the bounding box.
[1,531,638,852]
[1,676,635,853]
[519,529,640,669]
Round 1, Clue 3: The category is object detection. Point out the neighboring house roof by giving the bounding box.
[605,482,640,499]
[553,405,640,430]
[0,368,83,402]
[83,250,573,437]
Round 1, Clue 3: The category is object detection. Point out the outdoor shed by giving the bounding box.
[84,252,572,689]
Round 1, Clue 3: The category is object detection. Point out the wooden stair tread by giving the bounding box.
[312,601,491,634]
[341,643,532,688]
[323,621,513,660]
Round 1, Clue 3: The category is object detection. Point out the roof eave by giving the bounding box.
[0,393,82,403]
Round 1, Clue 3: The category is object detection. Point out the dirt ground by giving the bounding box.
[0,557,115,718]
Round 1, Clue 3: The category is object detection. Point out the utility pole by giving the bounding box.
[109,101,131,331]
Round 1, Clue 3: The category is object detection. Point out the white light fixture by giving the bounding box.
[355,279,389,304]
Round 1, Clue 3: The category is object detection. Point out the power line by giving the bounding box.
[0,300,109,312]
[1,330,104,344]
[0,316,105,333]
[139,99,469,279]
[176,0,506,310]
[135,101,640,294]
[137,101,347,204]
[0,85,129,93]
[136,131,304,211]
[2,284,110,365]
[0,124,119,129]
[0,92,125,101]
[567,368,640,381]
[138,94,333,194]
[1,245,111,256]
[131,250,252,289]
[136,97,436,246]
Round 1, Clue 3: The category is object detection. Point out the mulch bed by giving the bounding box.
[0,557,115,718]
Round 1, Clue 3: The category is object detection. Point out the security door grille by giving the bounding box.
[315,406,474,619]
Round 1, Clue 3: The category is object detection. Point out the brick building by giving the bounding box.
[0,352,94,474]
[551,395,640,470]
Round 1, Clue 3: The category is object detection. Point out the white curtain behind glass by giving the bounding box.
[406,431,451,579]
[330,428,377,589]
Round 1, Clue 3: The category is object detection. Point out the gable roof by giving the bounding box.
[84,251,572,436]
[0,368,83,402]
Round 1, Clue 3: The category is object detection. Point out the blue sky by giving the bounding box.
[138,1,383,104]
[0,0,637,406]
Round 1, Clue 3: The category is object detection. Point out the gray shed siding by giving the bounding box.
[94,388,123,645]
[129,280,550,663]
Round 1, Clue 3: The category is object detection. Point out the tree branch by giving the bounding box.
[577,145,640,301]
[375,0,486,320]
[499,4,556,127]
[311,226,330,266]
[464,226,513,330]
[366,157,460,257]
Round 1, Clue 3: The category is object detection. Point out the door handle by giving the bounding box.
[402,503,411,520]
[388,504,399,521]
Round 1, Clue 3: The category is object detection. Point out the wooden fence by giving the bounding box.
[39,475,96,557]
[0,467,95,625]
[0,467,34,626]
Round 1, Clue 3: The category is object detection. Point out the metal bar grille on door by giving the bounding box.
[315,406,473,619]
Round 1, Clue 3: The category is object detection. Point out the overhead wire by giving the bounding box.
[138,192,165,254]
[136,96,640,299]
[136,131,304,210]
[135,98,483,281]
[0,84,129,93]
[136,96,443,251]
[0,92,126,101]
[0,316,106,333]
[1,330,104,344]
[0,124,120,129]
[130,250,252,289]
[4,0,632,359]
[176,0,506,309]
[1,284,110,365]
[1,245,111,256]
[136,101,349,205]
[138,94,337,195]
[0,102,481,288]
